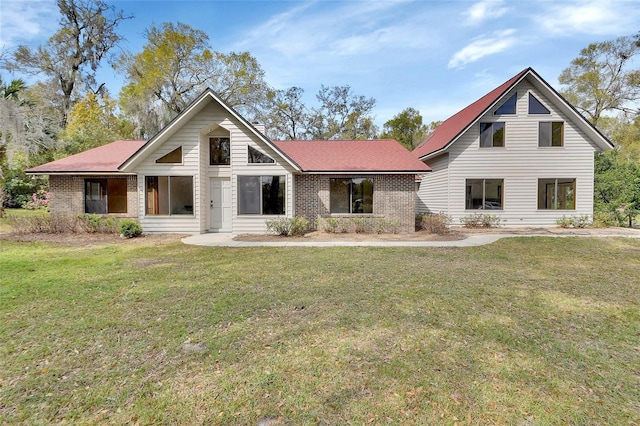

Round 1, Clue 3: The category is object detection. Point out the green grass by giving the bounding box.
[1,236,639,424]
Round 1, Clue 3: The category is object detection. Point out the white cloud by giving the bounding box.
[448,29,518,69]
[0,0,57,49]
[535,0,640,36]
[465,0,508,25]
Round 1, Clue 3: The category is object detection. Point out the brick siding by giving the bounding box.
[49,175,138,217]
[294,174,416,233]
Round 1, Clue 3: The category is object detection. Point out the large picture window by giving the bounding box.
[330,178,373,214]
[539,122,564,147]
[210,137,230,165]
[145,176,194,215]
[538,178,575,210]
[85,178,127,214]
[465,179,503,210]
[480,122,505,147]
[238,176,285,215]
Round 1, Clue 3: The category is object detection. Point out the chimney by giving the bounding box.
[252,122,266,134]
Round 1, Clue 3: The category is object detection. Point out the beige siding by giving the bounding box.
[420,81,599,226]
[416,153,449,214]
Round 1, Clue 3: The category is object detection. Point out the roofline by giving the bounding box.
[417,68,531,161]
[26,171,137,176]
[119,89,301,171]
[295,170,431,174]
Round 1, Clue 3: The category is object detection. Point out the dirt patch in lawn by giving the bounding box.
[0,232,186,247]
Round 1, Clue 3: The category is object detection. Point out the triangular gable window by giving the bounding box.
[494,92,517,115]
[156,146,182,164]
[529,93,550,114]
[248,146,275,164]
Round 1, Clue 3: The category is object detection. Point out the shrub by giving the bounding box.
[2,171,48,208]
[459,213,502,228]
[350,217,368,233]
[78,214,119,234]
[316,216,341,233]
[265,217,309,236]
[118,219,143,238]
[592,211,619,228]
[6,213,78,234]
[417,213,451,234]
[22,190,50,211]
[556,215,591,228]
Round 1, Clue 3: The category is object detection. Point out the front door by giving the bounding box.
[210,178,232,232]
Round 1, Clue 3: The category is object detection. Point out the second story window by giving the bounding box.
[539,122,564,147]
[480,122,505,147]
[210,137,230,165]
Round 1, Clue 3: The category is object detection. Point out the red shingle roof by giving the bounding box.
[273,139,430,172]
[413,68,530,160]
[27,140,147,174]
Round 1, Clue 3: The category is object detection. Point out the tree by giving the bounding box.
[0,78,59,171]
[307,85,377,140]
[59,91,135,155]
[6,0,132,126]
[559,34,640,126]
[118,22,270,138]
[594,149,640,227]
[380,107,429,150]
[262,86,309,140]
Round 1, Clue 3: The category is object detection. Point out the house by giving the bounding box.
[414,67,614,226]
[27,89,429,233]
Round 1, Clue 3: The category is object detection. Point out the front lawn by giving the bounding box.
[1,237,639,424]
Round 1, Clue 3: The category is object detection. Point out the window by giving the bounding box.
[538,178,575,210]
[145,176,194,215]
[480,122,505,147]
[238,176,285,215]
[84,178,127,214]
[330,178,373,214]
[494,93,516,115]
[465,179,503,210]
[539,122,564,147]
[155,146,182,163]
[210,137,230,165]
[248,146,275,164]
[529,93,550,114]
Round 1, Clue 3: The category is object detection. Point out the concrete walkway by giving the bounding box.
[182,228,640,248]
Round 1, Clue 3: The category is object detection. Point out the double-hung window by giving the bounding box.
[330,178,373,214]
[538,178,575,210]
[238,176,285,215]
[480,122,505,147]
[465,179,504,210]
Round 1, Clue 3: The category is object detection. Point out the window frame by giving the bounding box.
[537,178,576,210]
[479,122,505,148]
[84,178,128,214]
[465,178,504,210]
[494,92,517,115]
[329,177,374,214]
[248,145,276,164]
[209,137,231,165]
[144,175,195,216]
[237,175,286,216]
[538,122,564,147]
[155,146,183,164]
[528,93,550,115]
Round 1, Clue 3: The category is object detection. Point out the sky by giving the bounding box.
[1,0,639,128]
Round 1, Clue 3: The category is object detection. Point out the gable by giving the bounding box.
[119,89,299,172]
[413,68,613,160]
